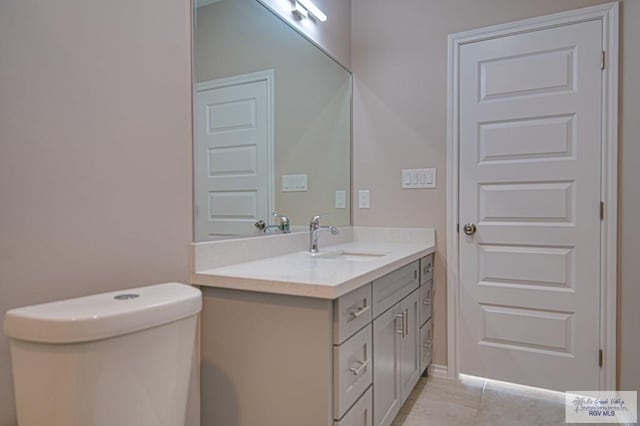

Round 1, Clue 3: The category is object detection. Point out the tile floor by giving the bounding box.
[392,375,593,426]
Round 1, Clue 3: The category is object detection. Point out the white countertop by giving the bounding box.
[191,240,435,299]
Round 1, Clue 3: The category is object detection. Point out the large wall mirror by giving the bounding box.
[194,0,352,241]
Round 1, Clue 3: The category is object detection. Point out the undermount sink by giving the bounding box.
[312,250,387,262]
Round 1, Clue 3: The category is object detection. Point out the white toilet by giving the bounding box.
[3,282,202,426]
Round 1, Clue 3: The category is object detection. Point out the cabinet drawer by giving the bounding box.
[420,254,434,285]
[333,284,372,344]
[372,261,419,318]
[418,280,433,327]
[334,386,372,426]
[334,325,373,419]
[420,318,433,374]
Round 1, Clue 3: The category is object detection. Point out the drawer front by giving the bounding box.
[334,284,372,345]
[418,280,433,327]
[420,254,434,285]
[334,386,372,426]
[420,318,433,374]
[372,261,419,318]
[334,325,373,419]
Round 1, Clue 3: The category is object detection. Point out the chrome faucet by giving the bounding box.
[309,215,338,253]
[271,212,290,233]
[255,212,290,234]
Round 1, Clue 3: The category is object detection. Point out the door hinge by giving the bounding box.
[600,201,605,220]
[601,50,606,70]
[599,349,603,368]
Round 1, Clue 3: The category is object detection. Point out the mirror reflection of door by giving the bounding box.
[195,71,274,241]
[194,0,352,241]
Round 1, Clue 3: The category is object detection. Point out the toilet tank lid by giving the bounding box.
[3,283,202,344]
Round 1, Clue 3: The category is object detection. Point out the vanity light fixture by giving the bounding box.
[291,0,327,22]
[291,1,308,20]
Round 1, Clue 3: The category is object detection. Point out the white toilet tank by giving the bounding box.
[3,282,202,426]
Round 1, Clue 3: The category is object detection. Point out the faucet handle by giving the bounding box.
[310,213,330,225]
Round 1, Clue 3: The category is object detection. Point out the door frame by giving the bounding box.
[446,3,619,390]
[195,69,276,235]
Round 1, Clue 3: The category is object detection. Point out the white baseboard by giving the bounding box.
[427,364,449,378]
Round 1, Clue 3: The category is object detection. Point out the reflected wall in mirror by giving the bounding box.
[194,0,351,241]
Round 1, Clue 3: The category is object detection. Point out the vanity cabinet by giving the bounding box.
[371,264,420,426]
[199,256,432,426]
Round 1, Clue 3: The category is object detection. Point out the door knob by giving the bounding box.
[463,223,477,236]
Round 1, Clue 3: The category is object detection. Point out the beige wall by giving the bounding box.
[196,0,351,230]
[0,0,193,424]
[619,0,640,392]
[351,0,637,388]
[257,0,351,69]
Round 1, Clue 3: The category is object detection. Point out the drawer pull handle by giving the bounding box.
[423,265,431,273]
[395,313,405,335]
[423,290,432,306]
[395,311,408,337]
[349,360,369,376]
[423,342,432,351]
[350,305,370,319]
[404,309,409,337]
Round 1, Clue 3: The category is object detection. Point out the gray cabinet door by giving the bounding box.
[372,302,403,426]
[399,290,420,404]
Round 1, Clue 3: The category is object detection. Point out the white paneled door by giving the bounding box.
[195,72,273,240]
[458,19,603,390]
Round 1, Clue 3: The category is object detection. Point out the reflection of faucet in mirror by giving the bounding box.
[255,212,290,234]
[309,215,338,253]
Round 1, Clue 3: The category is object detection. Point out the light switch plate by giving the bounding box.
[401,168,436,189]
[358,189,370,209]
[282,174,308,192]
[335,190,347,209]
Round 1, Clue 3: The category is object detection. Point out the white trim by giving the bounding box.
[599,3,619,392]
[446,21,460,380]
[195,70,276,226]
[427,364,449,379]
[446,2,619,390]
